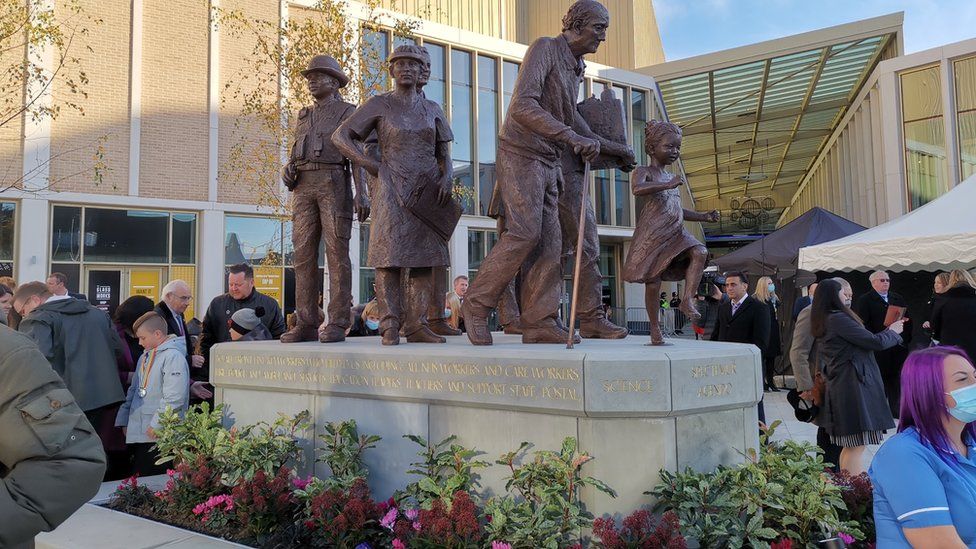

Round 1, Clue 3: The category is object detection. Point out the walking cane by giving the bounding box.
[566,160,590,349]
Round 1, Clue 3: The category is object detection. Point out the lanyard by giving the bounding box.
[138,347,159,395]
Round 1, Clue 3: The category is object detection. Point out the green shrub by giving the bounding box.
[316,419,381,489]
[400,434,489,509]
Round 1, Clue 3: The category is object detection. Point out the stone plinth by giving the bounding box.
[212,335,761,516]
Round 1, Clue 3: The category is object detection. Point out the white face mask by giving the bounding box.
[444,308,452,319]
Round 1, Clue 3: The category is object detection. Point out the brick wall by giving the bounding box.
[217,0,280,206]
[138,0,209,202]
[48,0,131,196]
[0,39,24,190]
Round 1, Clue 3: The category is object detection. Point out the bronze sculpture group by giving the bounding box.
[282,0,716,347]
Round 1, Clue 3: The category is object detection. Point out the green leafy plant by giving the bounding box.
[400,434,489,509]
[154,404,309,485]
[317,419,381,488]
[484,438,616,548]
[651,422,862,548]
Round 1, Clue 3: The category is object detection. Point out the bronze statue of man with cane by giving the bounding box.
[462,0,621,345]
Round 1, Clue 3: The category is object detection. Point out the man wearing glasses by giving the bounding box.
[855,270,912,417]
[156,280,212,401]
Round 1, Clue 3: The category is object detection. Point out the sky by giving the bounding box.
[653,0,976,61]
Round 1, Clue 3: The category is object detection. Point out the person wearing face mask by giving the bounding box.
[869,346,976,548]
[754,276,782,392]
[811,278,906,475]
[444,292,462,331]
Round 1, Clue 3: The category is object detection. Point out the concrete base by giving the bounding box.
[212,334,762,517]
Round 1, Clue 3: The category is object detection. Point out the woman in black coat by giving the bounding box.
[811,278,905,475]
[931,269,976,361]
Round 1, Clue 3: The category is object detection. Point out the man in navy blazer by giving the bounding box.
[711,271,770,422]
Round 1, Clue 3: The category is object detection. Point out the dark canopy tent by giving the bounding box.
[710,207,866,381]
[712,207,866,279]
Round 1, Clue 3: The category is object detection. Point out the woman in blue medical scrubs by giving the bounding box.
[870,346,976,547]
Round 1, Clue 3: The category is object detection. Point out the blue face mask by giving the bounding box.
[365,319,380,331]
[768,283,776,293]
[444,308,452,319]
[946,383,976,423]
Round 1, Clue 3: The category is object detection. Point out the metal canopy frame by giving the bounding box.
[642,14,902,235]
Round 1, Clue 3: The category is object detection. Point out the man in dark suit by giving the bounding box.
[156,279,211,402]
[792,282,817,321]
[711,271,770,422]
[46,272,87,301]
[855,270,911,417]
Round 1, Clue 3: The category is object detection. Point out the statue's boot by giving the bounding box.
[579,317,628,339]
[318,324,347,343]
[502,317,523,335]
[406,326,447,344]
[523,325,580,344]
[280,325,318,343]
[381,328,400,346]
[679,301,702,321]
[429,319,462,336]
[461,301,492,345]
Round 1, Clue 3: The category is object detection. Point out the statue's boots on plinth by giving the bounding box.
[502,317,523,335]
[406,326,447,344]
[523,325,580,344]
[319,324,347,343]
[428,319,462,336]
[280,326,319,343]
[579,317,628,339]
[381,328,400,346]
[461,301,492,345]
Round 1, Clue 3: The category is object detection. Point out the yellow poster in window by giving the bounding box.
[129,270,160,304]
[253,266,284,308]
[169,265,197,320]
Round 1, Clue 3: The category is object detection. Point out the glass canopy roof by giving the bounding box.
[655,28,898,236]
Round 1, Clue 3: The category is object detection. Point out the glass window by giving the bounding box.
[467,229,486,281]
[954,56,976,179]
[424,42,446,111]
[599,244,619,310]
[359,224,374,304]
[595,170,612,225]
[224,215,283,266]
[0,202,14,262]
[51,205,82,262]
[84,208,169,263]
[50,263,81,296]
[451,48,475,214]
[362,29,389,96]
[501,61,519,117]
[632,89,648,164]
[901,66,948,209]
[171,213,197,265]
[477,55,498,217]
[614,170,631,227]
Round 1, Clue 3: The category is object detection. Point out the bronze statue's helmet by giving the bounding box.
[301,55,350,88]
[387,44,429,65]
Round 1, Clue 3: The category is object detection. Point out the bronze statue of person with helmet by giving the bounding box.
[280,55,369,344]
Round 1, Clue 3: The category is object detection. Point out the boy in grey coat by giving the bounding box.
[115,312,189,476]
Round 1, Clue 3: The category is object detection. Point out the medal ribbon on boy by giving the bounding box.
[137,347,159,398]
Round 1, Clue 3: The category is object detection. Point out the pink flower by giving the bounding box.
[404,508,419,521]
[392,540,406,549]
[380,506,398,530]
[838,532,856,545]
[292,476,312,490]
[491,542,512,549]
[413,521,421,532]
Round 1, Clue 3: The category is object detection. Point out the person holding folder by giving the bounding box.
[855,270,912,417]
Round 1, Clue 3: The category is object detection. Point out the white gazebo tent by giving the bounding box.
[799,176,976,272]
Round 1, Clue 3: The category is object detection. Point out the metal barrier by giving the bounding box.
[625,307,686,337]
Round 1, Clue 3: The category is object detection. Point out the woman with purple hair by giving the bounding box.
[869,346,976,548]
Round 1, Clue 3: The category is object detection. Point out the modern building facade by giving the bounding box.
[0,0,678,321]
[779,37,976,228]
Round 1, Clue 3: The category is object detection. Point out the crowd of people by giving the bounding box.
[0,263,486,485]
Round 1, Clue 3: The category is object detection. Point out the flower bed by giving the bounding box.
[107,406,875,548]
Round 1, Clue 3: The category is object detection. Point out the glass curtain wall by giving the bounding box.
[451,48,475,214]
[901,66,948,209]
[955,56,976,180]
